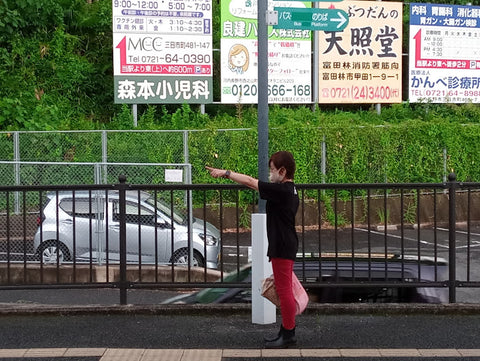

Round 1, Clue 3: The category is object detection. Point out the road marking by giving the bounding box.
[437,227,480,237]
[223,245,249,258]
[355,227,450,249]
[1,348,480,359]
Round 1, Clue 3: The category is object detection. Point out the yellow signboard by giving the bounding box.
[317,1,403,104]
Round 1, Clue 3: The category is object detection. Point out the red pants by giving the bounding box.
[271,258,295,330]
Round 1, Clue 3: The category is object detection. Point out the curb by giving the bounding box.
[2,302,480,316]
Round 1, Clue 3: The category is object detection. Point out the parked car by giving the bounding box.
[163,253,448,304]
[34,190,221,268]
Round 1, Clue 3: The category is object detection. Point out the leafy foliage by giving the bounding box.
[0,0,114,129]
[2,0,480,189]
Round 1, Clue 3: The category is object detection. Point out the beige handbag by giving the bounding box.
[261,275,280,307]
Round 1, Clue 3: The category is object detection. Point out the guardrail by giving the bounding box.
[0,174,478,305]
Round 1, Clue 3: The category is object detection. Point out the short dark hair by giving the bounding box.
[269,151,296,180]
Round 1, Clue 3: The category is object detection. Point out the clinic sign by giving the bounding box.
[112,0,213,103]
[409,3,480,103]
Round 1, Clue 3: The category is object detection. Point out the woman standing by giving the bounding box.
[206,151,299,348]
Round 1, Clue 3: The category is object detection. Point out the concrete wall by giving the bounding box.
[0,264,222,285]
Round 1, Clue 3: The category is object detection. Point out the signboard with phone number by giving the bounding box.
[113,0,213,103]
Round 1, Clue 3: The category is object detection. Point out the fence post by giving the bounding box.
[448,172,457,303]
[118,174,128,305]
[102,131,108,184]
[14,132,20,213]
[183,130,189,164]
[321,135,326,185]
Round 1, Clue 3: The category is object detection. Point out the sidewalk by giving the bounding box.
[1,347,479,360]
[1,302,480,360]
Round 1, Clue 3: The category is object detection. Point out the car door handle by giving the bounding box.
[62,219,73,225]
[109,225,120,232]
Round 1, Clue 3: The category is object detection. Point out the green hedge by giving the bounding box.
[187,120,480,186]
[182,104,480,185]
[3,103,480,186]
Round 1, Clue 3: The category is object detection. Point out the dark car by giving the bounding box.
[163,253,448,304]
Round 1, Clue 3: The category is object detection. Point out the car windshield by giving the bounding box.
[144,196,186,225]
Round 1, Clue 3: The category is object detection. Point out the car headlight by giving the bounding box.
[199,233,218,246]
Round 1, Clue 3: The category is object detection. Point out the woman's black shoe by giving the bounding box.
[264,326,296,348]
[263,325,282,342]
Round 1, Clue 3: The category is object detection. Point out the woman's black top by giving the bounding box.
[258,181,299,260]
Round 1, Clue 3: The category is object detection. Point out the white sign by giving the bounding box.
[317,1,403,104]
[409,3,480,103]
[220,0,312,104]
[165,169,184,182]
[112,0,213,103]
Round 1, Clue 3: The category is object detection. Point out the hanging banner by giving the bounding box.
[220,0,312,104]
[409,3,480,103]
[112,0,213,104]
[317,1,403,104]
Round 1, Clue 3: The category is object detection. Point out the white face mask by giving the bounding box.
[269,164,284,183]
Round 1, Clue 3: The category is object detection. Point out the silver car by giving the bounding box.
[33,190,221,268]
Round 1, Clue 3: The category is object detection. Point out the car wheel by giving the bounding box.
[171,249,205,267]
[38,241,71,264]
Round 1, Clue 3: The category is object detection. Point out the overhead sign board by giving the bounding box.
[316,1,403,104]
[112,0,213,104]
[409,2,480,103]
[220,0,312,104]
[274,8,348,32]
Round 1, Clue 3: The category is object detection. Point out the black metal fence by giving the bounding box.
[0,174,478,304]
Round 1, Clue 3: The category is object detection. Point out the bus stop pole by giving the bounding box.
[251,0,276,325]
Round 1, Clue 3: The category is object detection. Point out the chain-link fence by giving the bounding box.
[0,129,249,185]
[0,128,459,187]
[0,161,191,187]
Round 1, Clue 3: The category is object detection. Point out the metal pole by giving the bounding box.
[251,0,271,325]
[186,164,193,268]
[13,132,20,214]
[183,130,189,164]
[321,135,326,184]
[257,0,269,213]
[118,174,128,305]
[312,2,319,108]
[448,172,456,303]
[132,104,138,127]
[102,130,108,184]
[443,148,447,184]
